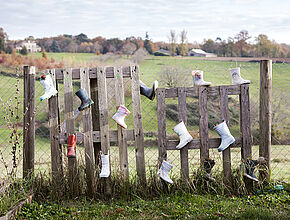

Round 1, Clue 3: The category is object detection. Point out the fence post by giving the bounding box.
[23,66,35,178]
[259,60,272,181]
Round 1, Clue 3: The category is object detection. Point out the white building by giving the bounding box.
[15,40,41,53]
[188,49,217,57]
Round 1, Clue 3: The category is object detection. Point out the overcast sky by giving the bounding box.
[1,0,289,44]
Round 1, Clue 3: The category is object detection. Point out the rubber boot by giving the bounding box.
[173,121,193,149]
[67,134,76,158]
[139,80,158,100]
[204,159,215,182]
[214,121,235,152]
[75,89,94,111]
[192,70,211,86]
[99,152,110,178]
[244,159,259,182]
[40,74,58,101]
[112,105,130,129]
[230,67,250,85]
[157,160,173,184]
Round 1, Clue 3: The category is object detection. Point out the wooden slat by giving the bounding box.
[131,66,146,182]
[219,87,232,188]
[97,67,112,196]
[23,66,35,178]
[55,66,132,80]
[157,88,167,166]
[63,68,79,195]
[166,137,241,150]
[80,67,95,194]
[178,87,189,180]
[240,84,253,190]
[90,73,101,167]
[48,69,63,190]
[259,60,272,181]
[198,87,209,166]
[114,67,129,180]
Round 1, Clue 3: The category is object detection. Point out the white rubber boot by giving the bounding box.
[214,121,235,152]
[173,121,193,149]
[230,67,250,85]
[192,70,211,86]
[99,152,110,178]
[40,74,58,101]
[112,105,130,129]
[157,160,173,184]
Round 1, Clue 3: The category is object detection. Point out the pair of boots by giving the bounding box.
[173,121,235,152]
[243,157,265,182]
[192,67,250,86]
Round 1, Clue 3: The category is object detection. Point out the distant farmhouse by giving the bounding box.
[188,49,217,57]
[15,40,41,53]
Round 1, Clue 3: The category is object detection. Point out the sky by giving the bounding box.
[1,0,290,44]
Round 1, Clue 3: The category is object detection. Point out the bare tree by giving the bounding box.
[179,29,188,56]
[168,30,177,56]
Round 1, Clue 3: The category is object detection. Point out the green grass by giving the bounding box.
[16,189,290,219]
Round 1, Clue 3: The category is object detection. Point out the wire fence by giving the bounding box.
[0,58,289,183]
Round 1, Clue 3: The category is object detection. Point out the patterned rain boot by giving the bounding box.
[244,159,259,182]
[99,152,110,178]
[192,70,212,86]
[204,159,216,182]
[157,160,173,184]
[112,105,130,129]
[40,74,58,101]
[230,67,250,85]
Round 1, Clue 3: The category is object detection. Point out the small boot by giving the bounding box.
[173,121,193,149]
[75,89,94,111]
[244,159,259,182]
[99,152,110,178]
[214,121,235,152]
[112,105,130,129]
[230,67,250,85]
[192,70,211,86]
[157,160,173,184]
[139,80,158,100]
[67,134,76,158]
[204,159,216,182]
[40,74,58,101]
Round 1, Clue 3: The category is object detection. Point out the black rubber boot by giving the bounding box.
[244,159,259,182]
[203,159,215,182]
[139,80,158,101]
[75,89,94,111]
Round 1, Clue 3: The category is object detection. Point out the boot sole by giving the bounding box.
[79,100,94,111]
[176,137,193,149]
[217,138,235,152]
[244,173,259,182]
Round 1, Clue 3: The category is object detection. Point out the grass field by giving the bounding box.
[0,53,289,182]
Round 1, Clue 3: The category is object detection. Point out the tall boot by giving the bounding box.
[203,159,215,182]
[139,80,158,100]
[67,134,76,158]
[75,88,94,111]
[230,67,250,85]
[192,70,211,86]
[157,160,173,184]
[214,121,235,152]
[244,159,259,182]
[40,74,58,101]
[173,121,193,149]
[112,105,130,129]
[99,152,110,178]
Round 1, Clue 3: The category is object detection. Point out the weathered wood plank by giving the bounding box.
[240,84,253,190]
[178,87,189,180]
[198,87,209,166]
[97,67,112,196]
[55,66,132,80]
[48,69,63,190]
[259,60,272,181]
[80,67,95,194]
[157,88,167,166]
[219,87,232,188]
[23,66,35,178]
[114,67,129,180]
[63,68,79,195]
[131,66,146,182]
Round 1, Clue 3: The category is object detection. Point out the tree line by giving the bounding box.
[1,27,289,58]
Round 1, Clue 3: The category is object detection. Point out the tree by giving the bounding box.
[201,39,216,53]
[50,40,61,52]
[75,33,89,44]
[122,41,136,57]
[144,32,153,54]
[20,46,28,55]
[179,29,188,56]
[0,27,8,53]
[168,30,177,56]
[234,30,251,57]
